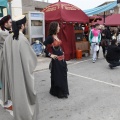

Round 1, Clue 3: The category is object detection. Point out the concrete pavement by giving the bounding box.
[1,50,120,120]
[35,55,120,120]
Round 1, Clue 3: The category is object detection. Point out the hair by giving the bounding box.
[117,28,120,36]
[0,20,2,26]
[111,39,116,45]
[106,26,110,30]
[94,23,100,28]
[48,21,59,35]
[0,15,11,31]
[12,21,25,40]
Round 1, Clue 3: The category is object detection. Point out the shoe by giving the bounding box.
[4,105,13,111]
[4,100,12,110]
[93,60,95,63]
[109,64,113,69]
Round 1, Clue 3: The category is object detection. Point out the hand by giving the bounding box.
[50,54,57,59]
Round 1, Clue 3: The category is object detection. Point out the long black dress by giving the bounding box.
[44,36,69,98]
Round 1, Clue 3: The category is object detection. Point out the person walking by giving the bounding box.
[97,25,106,58]
[105,26,112,45]
[44,21,69,98]
[89,24,101,63]
[100,27,108,58]
[117,28,120,46]
[0,15,12,109]
[3,15,39,120]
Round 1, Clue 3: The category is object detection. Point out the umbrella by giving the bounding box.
[43,0,89,23]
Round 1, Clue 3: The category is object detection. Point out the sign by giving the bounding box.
[30,13,43,19]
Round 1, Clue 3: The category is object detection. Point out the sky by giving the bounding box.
[36,0,115,10]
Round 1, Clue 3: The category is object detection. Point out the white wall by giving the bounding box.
[34,0,48,2]
[11,0,22,18]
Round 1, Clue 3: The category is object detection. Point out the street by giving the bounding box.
[0,51,120,120]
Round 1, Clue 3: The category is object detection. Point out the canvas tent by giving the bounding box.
[92,14,120,26]
[43,0,89,60]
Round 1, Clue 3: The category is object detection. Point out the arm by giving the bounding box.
[89,30,93,43]
[43,36,58,59]
[98,33,101,43]
[43,36,53,57]
[2,31,9,40]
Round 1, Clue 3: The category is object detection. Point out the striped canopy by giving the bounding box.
[84,1,117,16]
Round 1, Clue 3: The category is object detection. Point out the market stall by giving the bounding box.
[42,0,89,60]
[105,14,120,26]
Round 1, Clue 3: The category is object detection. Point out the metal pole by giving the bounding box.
[103,11,105,24]
[8,2,12,18]
[117,0,120,4]
[117,0,120,13]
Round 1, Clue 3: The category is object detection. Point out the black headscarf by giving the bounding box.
[12,16,26,40]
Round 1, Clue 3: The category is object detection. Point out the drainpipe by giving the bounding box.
[8,0,12,18]
[117,0,120,13]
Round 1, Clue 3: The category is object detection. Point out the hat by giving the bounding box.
[0,15,11,26]
[13,15,26,25]
[12,15,27,40]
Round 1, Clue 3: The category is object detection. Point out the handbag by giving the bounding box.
[101,39,107,46]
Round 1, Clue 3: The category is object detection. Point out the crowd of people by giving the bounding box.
[0,14,120,120]
[89,23,120,69]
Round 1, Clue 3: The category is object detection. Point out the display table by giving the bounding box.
[76,41,90,55]
[74,30,90,55]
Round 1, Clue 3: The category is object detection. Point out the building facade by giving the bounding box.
[11,0,50,18]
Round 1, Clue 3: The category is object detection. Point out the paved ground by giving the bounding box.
[1,50,120,120]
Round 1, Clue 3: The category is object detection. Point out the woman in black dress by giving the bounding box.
[44,22,69,98]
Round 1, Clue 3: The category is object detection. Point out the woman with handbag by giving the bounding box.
[100,28,108,58]
[43,22,69,99]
